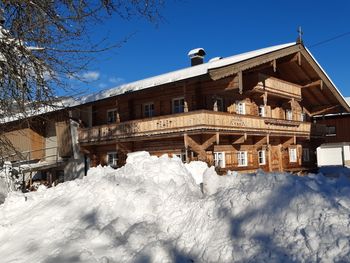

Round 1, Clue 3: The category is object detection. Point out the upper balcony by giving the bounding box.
[78,110,325,144]
[252,73,302,100]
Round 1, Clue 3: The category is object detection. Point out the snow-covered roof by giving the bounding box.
[75,42,296,106]
[3,41,348,123]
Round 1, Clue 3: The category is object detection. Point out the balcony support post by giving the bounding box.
[184,134,217,161]
[238,71,243,94]
[184,133,189,163]
[183,83,189,112]
[272,59,277,72]
[216,132,220,145]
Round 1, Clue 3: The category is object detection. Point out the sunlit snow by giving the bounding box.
[0,151,350,262]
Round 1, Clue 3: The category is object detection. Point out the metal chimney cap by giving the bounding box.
[188,48,206,58]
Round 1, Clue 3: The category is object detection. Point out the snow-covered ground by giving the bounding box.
[1,152,350,262]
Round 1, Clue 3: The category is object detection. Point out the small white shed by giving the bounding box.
[317,143,350,167]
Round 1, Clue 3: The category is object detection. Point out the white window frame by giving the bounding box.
[214,152,226,168]
[236,101,246,115]
[237,151,248,167]
[107,108,117,124]
[258,105,265,117]
[107,151,118,167]
[302,148,310,162]
[172,97,185,114]
[258,150,266,165]
[143,102,155,118]
[286,109,293,120]
[289,148,297,163]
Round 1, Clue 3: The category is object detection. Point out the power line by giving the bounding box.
[309,31,350,48]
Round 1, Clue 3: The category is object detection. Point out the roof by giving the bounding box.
[2,42,349,123]
[75,42,296,106]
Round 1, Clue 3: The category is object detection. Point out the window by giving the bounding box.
[172,97,185,113]
[286,109,293,120]
[258,105,265,117]
[107,109,117,124]
[143,103,155,117]
[107,152,118,168]
[300,112,306,122]
[258,150,266,165]
[237,151,248,166]
[236,101,245,115]
[302,148,310,162]
[326,126,336,137]
[289,148,297,163]
[214,152,225,168]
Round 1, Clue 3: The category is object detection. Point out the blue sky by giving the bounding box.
[70,0,350,97]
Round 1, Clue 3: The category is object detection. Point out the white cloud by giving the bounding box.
[80,71,100,81]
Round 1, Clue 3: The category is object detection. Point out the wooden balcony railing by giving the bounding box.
[78,110,325,144]
[254,73,302,100]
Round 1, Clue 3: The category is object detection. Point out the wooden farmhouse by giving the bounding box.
[74,42,350,173]
[2,42,349,189]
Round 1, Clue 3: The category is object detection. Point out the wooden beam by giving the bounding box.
[297,52,302,66]
[201,134,217,150]
[282,137,294,149]
[302,79,323,88]
[300,49,350,112]
[216,132,220,145]
[184,133,188,149]
[183,83,188,112]
[254,136,267,148]
[263,91,268,106]
[225,74,239,90]
[238,71,243,94]
[272,59,277,72]
[232,133,247,144]
[184,134,217,161]
[310,105,340,116]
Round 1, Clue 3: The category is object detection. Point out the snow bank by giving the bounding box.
[0,177,7,203]
[1,153,350,262]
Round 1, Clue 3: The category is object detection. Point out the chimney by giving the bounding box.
[188,48,206,66]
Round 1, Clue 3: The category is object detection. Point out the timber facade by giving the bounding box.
[1,109,86,189]
[2,42,349,184]
[75,43,350,173]
[314,113,350,143]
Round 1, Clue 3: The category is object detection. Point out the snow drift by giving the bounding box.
[0,151,350,262]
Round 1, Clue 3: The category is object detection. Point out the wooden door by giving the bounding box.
[269,145,282,172]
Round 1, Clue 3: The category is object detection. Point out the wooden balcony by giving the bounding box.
[78,110,319,144]
[253,73,302,100]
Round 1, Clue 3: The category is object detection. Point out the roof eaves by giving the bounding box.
[302,46,350,113]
